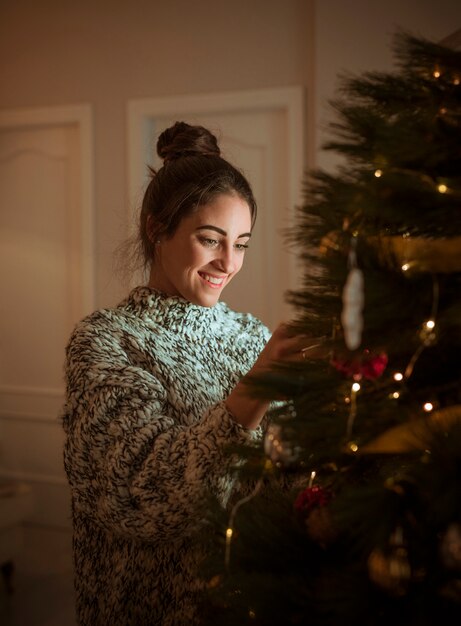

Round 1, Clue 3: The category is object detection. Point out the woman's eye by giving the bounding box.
[235,243,249,251]
[199,237,219,248]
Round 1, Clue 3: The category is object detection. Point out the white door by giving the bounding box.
[0,107,93,528]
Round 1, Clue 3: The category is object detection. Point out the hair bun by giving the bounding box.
[157,121,221,163]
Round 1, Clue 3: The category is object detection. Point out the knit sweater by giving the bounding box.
[62,286,270,626]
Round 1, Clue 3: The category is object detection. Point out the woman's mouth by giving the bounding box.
[198,272,226,288]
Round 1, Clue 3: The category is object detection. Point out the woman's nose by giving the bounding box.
[214,246,237,274]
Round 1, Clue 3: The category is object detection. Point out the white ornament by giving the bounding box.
[341,239,365,350]
[341,259,364,350]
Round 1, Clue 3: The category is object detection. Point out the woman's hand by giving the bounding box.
[225,324,327,430]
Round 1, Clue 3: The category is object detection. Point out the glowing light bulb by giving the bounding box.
[425,320,435,330]
[352,382,361,392]
[393,372,403,381]
[226,527,233,539]
[433,69,441,78]
[349,442,359,453]
[402,263,410,272]
[423,402,434,412]
[454,77,460,85]
[391,392,400,399]
[438,184,448,194]
[374,169,383,178]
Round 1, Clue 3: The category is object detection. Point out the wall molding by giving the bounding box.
[0,386,64,422]
[0,469,67,487]
[0,411,61,424]
[0,385,63,398]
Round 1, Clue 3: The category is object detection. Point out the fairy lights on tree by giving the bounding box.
[202,32,461,626]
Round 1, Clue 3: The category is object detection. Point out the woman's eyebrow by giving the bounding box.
[196,225,252,238]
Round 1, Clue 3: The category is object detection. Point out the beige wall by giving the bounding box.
[0,0,315,308]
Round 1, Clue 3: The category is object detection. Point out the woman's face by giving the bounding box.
[149,193,252,307]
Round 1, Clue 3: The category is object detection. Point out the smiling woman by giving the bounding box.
[61,121,312,626]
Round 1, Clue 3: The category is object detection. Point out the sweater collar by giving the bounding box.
[123,286,223,333]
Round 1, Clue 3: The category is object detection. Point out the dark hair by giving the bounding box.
[139,121,257,266]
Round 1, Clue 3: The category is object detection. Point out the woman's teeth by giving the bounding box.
[199,272,224,285]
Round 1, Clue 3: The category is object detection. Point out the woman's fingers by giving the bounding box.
[299,339,330,360]
[259,324,330,366]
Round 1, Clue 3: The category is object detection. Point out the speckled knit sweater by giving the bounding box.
[62,286,270,626]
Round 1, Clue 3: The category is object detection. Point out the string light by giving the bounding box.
[423,402,434,412]
[420,319,437,345]
[402,263,410,272]
[391,391,400,399]
[393,372,403,381]
[346,382,360,439]
[433,69,441,78]
[374,169,383,178]
[308,470,316,487]
[249,609,256,619]
[404,277,439,379]
[454,77,460,85]
[437,183,448,194]
[225,477,264,568]
[348,442,359,453]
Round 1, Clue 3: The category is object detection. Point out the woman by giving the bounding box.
[63,122,307,625]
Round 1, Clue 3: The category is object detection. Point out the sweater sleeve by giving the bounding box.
[63,317,262,544]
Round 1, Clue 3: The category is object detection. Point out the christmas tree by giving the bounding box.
[202,32,461,626]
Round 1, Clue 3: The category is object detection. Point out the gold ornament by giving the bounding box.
[320,230,461,274]
[440,523,461,571]
[367,527,412,596]
[359,405,461,454]
[374,235,461,274]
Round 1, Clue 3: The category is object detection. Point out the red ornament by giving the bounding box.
[294,485,331,518]
[331,348,388,380]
